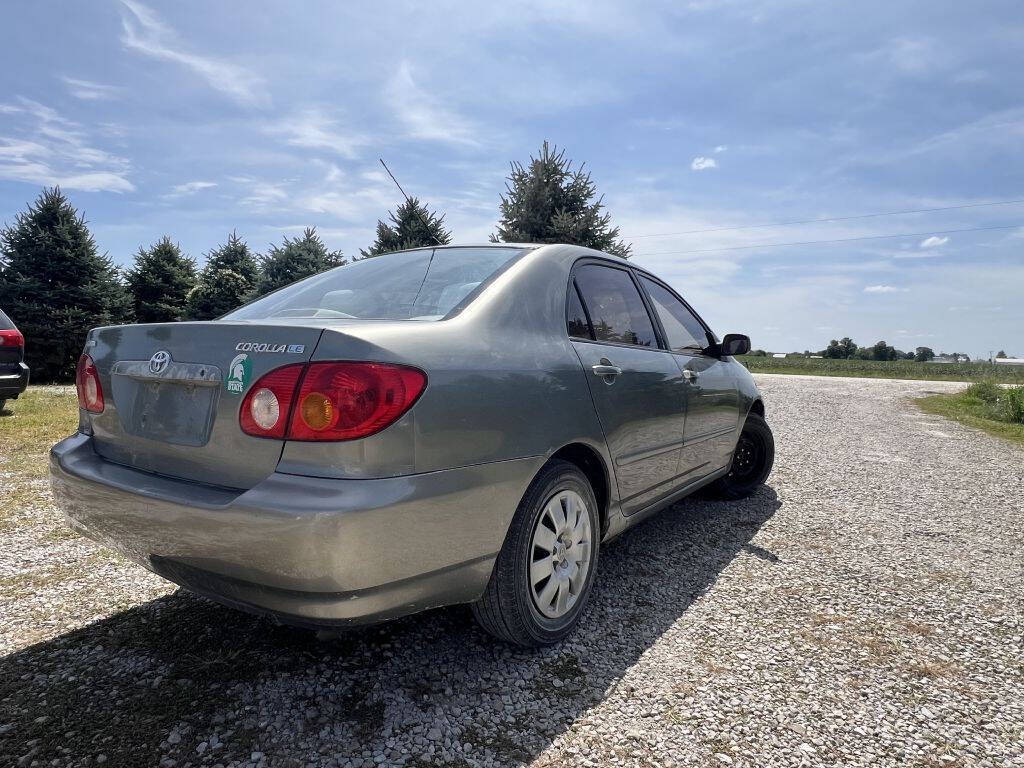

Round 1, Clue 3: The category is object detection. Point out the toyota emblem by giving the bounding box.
[149,350,171,374]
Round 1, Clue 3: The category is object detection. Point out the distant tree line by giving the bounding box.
[818,337,970,362]
[0,141,631,381]
[748,339,975,363]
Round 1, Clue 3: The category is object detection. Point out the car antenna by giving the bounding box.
[378,157,444,246]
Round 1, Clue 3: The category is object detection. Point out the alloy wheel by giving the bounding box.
[528,489,593,619]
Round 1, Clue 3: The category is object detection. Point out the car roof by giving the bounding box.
[385,242,629,263]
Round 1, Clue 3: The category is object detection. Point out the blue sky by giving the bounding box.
[1,0,1022,357]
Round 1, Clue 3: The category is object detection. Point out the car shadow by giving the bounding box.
[0,486,780,767]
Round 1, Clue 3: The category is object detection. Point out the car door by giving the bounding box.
[636,275,741,474]
[569,261,688,516]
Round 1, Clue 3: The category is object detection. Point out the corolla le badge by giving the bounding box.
[234,342,305,354]
[149,350,171,374]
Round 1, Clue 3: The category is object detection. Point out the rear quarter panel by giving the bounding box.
[277,247,613,481]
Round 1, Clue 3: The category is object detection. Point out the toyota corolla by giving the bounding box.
[51,243,773,646]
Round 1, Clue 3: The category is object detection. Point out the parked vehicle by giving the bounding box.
[50,244,773,646]
[0,308,30,411]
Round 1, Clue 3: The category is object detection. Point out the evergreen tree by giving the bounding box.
[360,198,452,258]
[491,141,631,258]
[125,236,197,323]
[187,231,260,319]
[256,227,346,295]
[0,187,131,381]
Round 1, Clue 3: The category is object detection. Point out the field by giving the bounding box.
[738,355,1024,382]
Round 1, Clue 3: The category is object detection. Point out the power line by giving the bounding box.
[634,223,1023,258]
[627,198,1024,239]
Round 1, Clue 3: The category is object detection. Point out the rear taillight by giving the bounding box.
[0,329,24,347]
[239,364,304,439]
[290,362,427,441]
[238,362,426,441]
[75,354,104,413]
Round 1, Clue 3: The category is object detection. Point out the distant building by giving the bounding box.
[772,353,787,358]
[809,355,823,359]
[994,358,1024,366]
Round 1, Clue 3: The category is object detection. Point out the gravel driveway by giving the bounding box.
[2,375,1022,767]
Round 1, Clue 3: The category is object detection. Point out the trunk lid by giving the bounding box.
[86,322,323,489]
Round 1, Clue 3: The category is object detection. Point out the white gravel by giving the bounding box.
[1,374,1022,767]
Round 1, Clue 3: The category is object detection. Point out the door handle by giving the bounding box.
[683,369,700,381]
[591,363,622,378]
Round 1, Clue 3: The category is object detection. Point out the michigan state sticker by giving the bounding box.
[226,354,251,394]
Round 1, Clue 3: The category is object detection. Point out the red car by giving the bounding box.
[0,309,29,411]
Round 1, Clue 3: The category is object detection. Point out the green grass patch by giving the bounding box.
[0,387,79,526]
[917,383,1024,446]
[0,387,79,476]
[739,355,1024,383]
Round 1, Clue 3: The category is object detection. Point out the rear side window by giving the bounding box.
[639,277,710,354]
[566,282,592,339]
[0,309,13,329]
[573,264,657,348]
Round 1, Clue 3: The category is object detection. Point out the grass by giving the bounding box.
[0,386,79,477]
[0,387,79,529]
[738,355,1024,383]
[917,381,1024,446]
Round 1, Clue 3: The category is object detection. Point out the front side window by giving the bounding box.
[639,276,710,354]
[224,247,527,321]
[573,264,657,347]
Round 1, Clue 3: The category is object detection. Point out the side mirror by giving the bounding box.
[720,333,751,357]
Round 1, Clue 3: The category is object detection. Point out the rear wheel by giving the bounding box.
[711,413,775,499]
[472,460,600,647]
[0,399,6,412]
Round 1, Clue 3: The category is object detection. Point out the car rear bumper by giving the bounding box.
[0,362,29,398]
[50,432,542,627]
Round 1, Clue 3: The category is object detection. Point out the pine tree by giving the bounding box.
[0,187,131,381]
[187,231,260,319]
[125,236,198,323]
[491,141,631,258]
[360,197,452,258]
[256,227,346,296]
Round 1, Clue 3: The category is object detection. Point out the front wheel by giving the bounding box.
[711,413,775,499]
[472,460,600,647]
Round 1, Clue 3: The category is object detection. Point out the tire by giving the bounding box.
[472,460,600,647]
[711,413,775,500]
[0,399,6,412]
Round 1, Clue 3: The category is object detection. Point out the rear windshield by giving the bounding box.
[0,309,14,329]
[224,246,527,321]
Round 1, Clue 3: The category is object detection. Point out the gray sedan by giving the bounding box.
[51,243,773,646]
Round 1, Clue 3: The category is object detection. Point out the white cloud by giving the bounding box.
[919,235,950,248]
[119,0,267,107]
[60,76,122,101]
[0,98,133,192]
[386,61,480,147]
[168,180,216,197]
[713,145,728,153]
[864,284,908,293]
[884,37,947,75]
[690,156,717,171]
[238,180,289,208]
[269,109,367,159]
